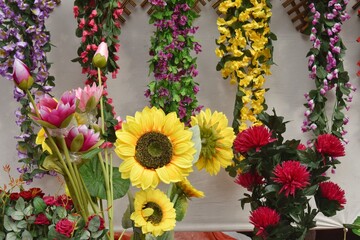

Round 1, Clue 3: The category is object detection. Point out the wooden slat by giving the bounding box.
[281,0,309,33]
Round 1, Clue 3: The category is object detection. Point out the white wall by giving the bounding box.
[1,0,359,231]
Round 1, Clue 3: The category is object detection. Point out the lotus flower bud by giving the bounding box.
[92,42,108,68]
[75,83,103,113]
[13,58,34,91]
[65,125,103,152]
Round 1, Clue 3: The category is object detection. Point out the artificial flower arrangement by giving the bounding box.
[215,0,353,239]
[228,111,346,239]
[1,0,238,239]
[3,52,237,239]
[0,166,107,239]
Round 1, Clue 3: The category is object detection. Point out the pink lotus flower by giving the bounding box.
[92,42,108,68]
[12,58,34,91]
[75,83,103,112]
[65,125,101,152]
[32,92,76,129]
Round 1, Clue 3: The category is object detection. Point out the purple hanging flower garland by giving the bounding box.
[145,0,203,124]
[0,0,60,181]
[303,0,355,145]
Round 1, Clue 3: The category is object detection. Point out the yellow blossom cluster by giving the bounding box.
[215,0,273,132]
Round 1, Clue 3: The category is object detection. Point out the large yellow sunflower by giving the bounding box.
[131,188,176,237]
[114,107,196,189]
[190,109,235,175]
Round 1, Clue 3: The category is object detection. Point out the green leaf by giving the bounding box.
[23,205,33,217]
[3,215,13,231]
[5,232,17,240]
[81,148,102,160]
[15,197,25,212]
[155,231,174,240]
[80,230,91,240]
[79,156,130,199]
[316,66,327,79]
[55,206,67,219]
[88,215,101,232]
[178,35,185,42]
[174,195,188,221]
[22,230,33,240]
[33,197,47,215]
[351,216,360,236]
[11,211,24,221]
[122,205,133,229]
[303,185,318,196]
[0,232,5,239]
[16,220,27,229]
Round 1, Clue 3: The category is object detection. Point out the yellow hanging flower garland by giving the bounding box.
[215,0,275,133]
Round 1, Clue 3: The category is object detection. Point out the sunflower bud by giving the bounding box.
[13,58,34,91]
[92,42,108,68]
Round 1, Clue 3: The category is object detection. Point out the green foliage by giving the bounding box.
[79,156,130,200]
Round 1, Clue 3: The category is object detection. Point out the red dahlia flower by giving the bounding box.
[273,160,310,197]
[235,171,264,191]
[319,181,346,208]
[233,125,276,154]
[250,206,280,238]
[315,134,345,158]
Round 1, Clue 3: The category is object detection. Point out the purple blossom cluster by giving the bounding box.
[0,0,60,179]
[146,0,203,124]
[302,0,355,143]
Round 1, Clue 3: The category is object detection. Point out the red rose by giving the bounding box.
[19,190,33,200]
[34,213,50,225]
[55,219,75,238]
[55,195,74,210]
[9,193,20,201]
[29,188,44,198]
[87,215,105,231]
[43,196,57,206]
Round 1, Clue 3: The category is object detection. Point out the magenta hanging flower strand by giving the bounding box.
[302,0,354,145]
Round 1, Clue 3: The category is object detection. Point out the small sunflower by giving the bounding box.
[176,177,204,198]
[115,107,196,189]
[131,189,176,237]
[190,109,235,175]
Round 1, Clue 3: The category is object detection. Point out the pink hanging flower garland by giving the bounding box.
[73,0,123,143]
[302,0,355,145]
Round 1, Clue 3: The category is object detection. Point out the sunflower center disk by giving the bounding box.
[144,202,163,224]
[200,127,219,159]
[135,132,173,169]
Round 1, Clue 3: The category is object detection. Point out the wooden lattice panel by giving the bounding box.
[281,0,309,33]
[119,0,137,23]
[141,0,206,15]
[208,0,223,16]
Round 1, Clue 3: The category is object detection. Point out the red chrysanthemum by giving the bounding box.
[273,160,310,197]
[315,134,345,158]
[319,181,346,208]
[250,206,280,238]
[233,126,276,154]
[235,171,264,191]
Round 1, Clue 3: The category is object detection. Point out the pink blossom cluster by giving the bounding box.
[302,0,354,143]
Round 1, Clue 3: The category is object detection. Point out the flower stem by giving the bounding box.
[26,90,86,219]
[97,66,114,239]
[60,137,89,218]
